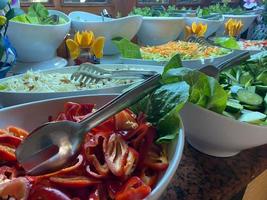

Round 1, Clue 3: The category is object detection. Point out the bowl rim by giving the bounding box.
[142,16,185,20]
[9,10,71,27]
[186,102,267,130]
[185,16,225,22]
[0,94,185,199]
[0,64,162,94]
[222,13,258,18]
[69,11,143,24]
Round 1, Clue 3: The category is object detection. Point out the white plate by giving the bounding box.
[0,64,163,107]
[0,94,185,200]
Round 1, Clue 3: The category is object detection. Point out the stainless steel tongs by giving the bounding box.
[15,74,161,176]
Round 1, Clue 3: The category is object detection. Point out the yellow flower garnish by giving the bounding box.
[66,39,80,60]
[185,22,208,39]
[0,16,7,26]
[90,37,105,59]
[225,19,243,37]
[74,31,94,49]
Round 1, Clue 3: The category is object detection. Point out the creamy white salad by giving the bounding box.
[0,71,138,93]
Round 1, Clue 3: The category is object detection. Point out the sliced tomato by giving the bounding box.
[143,144,169,171]
[115,176,151,200]
[6,126,29,139]
[114,110,138,131]
[104,133,129,177]
[49,176,100,188]
[0,177,30,200]
[0,134,22,148]
[28,185,71,200]
[0,145,16,161]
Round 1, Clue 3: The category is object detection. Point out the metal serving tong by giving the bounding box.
[199,50,251,78]
[71,62,157,84]
[15,74,161,176]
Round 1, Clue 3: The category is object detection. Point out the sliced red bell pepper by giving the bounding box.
[0,134,22,148]
[88,185,108,200]
[123,147,139,177]
[143,144,169,171]
[49,176,100,188]
[104,133,129,177]
[138,167,158,188]
[28,185,71,200]
[114,110,138,131]
[0,177,30,200]
[115,176,151,200]
[85,155,109,178]
[0,144,16,161]
[91,117,115,135]
[6,126,29,139]
[106,180,123,199]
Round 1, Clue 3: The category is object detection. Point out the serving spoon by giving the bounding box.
[15,74,161,176]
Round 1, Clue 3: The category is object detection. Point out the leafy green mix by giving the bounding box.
[131,54,228,143]
[129,6,182,17]
[198,3,246,16]
[10,3,67,25]
[219,52,267,125]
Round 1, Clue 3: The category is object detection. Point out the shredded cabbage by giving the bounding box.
[1,71,137,93]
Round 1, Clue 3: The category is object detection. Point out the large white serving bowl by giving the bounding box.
[0,94,185,200]
[137,16,185,46]
[0,64,163,107]
[216,14,257,36]
[7,10,71,63]
[69,11,143,55]
[180,103,267,157]
[185,17,224,38]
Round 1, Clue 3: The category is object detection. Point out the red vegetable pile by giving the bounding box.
[0,102,169,200]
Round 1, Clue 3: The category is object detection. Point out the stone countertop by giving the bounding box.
[162,142,267,200]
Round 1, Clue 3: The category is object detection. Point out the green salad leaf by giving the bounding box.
[214,37,240,50]
[10,3,67,25]
[112,37,142,59]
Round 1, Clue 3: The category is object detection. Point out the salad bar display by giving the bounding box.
[0,0,267,200]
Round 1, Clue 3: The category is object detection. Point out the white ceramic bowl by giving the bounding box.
[185,17,224,38]
[216,14,257,36]
[0,94,185,200]
[180,103,267,157]
[69,11,143,55]
[0,64,162,107]
[7,10,71,63]
[137,17,185,46]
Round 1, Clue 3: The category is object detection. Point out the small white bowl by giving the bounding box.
[185,17,224,38]
[7,10,71,63]
[69,11,143,55]
[216,14,257,36]
[180,103,267,157]
[0,94,185,200]
[137,16,185,46]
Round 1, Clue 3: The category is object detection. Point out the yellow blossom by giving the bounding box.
[0,16,6,26]
[90,37,105,59]
[185,22,208,39]
[74,31,94,49]
[225,19,243,37]
[66,39,80,60]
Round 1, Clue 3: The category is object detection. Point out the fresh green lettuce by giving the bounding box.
[214,37,240,50]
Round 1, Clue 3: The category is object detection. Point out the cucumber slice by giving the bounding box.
[239,112,266,123]
[243,104,262,111]
[237,89,263,106]
[225,100,243,113]
[222,111,237,120]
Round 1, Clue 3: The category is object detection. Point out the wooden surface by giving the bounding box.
[243,170,267,200]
